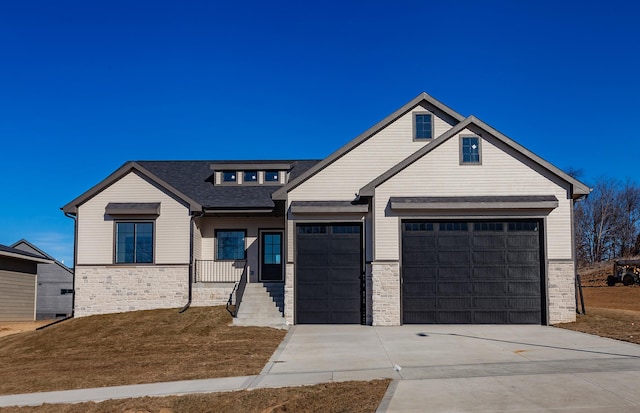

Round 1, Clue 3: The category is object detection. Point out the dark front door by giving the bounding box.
[261,231,283,281]
[296,223,363,324]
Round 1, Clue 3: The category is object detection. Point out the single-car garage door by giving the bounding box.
[296,223,363,324]
[402,220,543,324]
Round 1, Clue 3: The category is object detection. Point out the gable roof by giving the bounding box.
[271,92,466,200]
[11,239,73,273]
[62,160,320,214]
[359,116,591,198]
[0,244,53,264]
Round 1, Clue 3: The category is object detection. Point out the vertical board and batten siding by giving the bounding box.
[374,129,573,261]
[76,172,191,265]
[199,217,284,283]
[0,258,37,321]
[286,107,455,259]
[193,219,203,261]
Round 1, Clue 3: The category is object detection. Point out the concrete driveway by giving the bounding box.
[260,325,640,412]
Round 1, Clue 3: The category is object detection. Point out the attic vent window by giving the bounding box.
[414,113,433,140]
[265,170,279,182]
[244,171,258,182]
[222,171,237,182]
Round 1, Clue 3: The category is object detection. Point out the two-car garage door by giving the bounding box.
[402,220,543,324]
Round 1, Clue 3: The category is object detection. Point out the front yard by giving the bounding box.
[0,306,286,395]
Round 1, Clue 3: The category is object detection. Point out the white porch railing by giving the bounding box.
[195,260,246,283]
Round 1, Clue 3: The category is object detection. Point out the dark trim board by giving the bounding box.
[295,222,364,324]
[400,219,546,325]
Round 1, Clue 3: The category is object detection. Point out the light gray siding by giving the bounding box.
[286,106,455,260]
[198,216,284,283]
[373,129,573,261]
[76,171,191,265]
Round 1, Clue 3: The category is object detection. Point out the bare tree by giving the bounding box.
[575,177,621,264]
[615,179,640,257]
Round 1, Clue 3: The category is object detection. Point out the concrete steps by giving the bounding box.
[233,282,286,329]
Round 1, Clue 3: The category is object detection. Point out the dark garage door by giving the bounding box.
[402,220,543,324]
[296,223,363,324]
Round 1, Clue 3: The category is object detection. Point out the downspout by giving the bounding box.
[39,211,79,330]
[179,211,201,313]
[64,211,77,318]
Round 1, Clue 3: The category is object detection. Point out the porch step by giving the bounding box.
[233,283,286,329]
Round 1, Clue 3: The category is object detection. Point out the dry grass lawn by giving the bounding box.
[0,306,286,395]
[556,263,640,345]
[0,380,391,413]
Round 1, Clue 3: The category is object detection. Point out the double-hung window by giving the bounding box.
[216,230,246,260]
[461,136,481,164]
[414,113,433,140]
[115,222,154,263]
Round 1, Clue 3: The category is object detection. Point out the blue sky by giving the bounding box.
[1,0,639,265]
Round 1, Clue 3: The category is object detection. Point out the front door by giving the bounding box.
[260,231,283,281]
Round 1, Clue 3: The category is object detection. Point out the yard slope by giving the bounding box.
[0,306,286,395]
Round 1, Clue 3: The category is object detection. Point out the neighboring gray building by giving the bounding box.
[11,239,73,320]
[0,244,53,321]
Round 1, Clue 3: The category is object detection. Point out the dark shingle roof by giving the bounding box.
[0,244,53,263]
[136,160,320,209]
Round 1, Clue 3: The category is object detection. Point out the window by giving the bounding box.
[244,171,258,183]
[474,222,504,231]
[404,222,434,232]
[508,222,539,232]
[222,171,237,183]
[461,136,481,164]
[439,222,468,231]
[216,230,246,260]
[115,222,154,263]
[297,225,327,234]
[414,113,433,140]
[264,170,279,182]
[332,225,361,234]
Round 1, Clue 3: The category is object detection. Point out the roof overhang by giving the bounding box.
[359,115,591,199]
[290,201,369,214]
[62,162,203,215]
[389,196,559,211]
[0,250,53,264]
[106,202,161,216]
[210,163,293,171]
[272,92,466,201]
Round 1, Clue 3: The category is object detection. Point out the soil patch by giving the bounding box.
[0,380,391,413]
[0,306,286,395]
[0,321,51,338]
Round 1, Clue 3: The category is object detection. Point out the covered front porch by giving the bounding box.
[191,215,286,327]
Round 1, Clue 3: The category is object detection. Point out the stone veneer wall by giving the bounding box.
[547,259,576,324]
[371,261,400,325]
[75,265,188,317]
[284,263,294,325]
[365,263,373,325]
[191,282,235,307]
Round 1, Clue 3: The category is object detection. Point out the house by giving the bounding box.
[62,92,590,326]
[11,239,74,320]
[0,244,53,322]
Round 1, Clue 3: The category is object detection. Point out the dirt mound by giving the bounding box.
[578,261,612,287]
